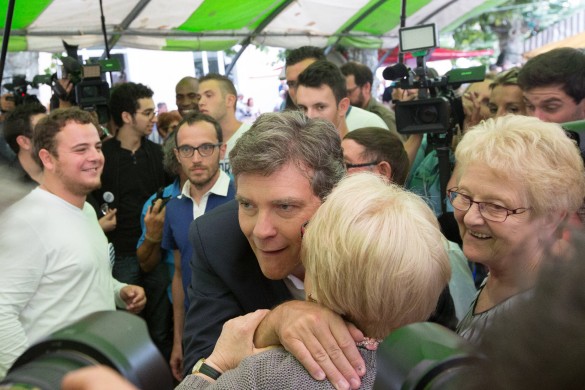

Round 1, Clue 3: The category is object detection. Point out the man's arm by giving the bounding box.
[170,250,185,381]
[181,218,247,378]
[253,300,366,390]
[136,199,166,273]
[0,216,44,377]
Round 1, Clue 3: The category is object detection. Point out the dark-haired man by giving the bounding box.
[296,60,388,138]
[518,47,585,124]
[2,102,47,185]
[285,47,389,133]
[175,77,199,117]
[93,82,171,359]
[340,61,398,134]
[0,108,145,378]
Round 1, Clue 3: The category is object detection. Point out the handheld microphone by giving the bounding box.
[100,191,114,215]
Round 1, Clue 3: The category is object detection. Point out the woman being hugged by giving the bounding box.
[176,172,451,389]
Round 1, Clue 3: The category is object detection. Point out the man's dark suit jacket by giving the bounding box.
[182,200,292,376]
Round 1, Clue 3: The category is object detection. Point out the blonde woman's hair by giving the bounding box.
[455,115,585,216]
[302,173,451,338]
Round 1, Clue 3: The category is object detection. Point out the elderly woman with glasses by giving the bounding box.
[450,115,585,342]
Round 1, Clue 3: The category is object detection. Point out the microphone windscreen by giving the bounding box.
[382,63,409,80]
[103,191,114,203]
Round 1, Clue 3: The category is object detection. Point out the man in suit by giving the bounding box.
[182,111,366,388]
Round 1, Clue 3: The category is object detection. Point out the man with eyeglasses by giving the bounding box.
[160,113,235,380]
[92,82,172,360]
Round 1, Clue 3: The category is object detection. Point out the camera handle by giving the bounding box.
[427,131,454,216]
[436,146,451,215]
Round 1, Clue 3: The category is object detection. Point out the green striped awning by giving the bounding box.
[0,0,494,52]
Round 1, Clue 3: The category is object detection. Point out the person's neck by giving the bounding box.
[189,171,221,204]
[219,115,242,144]
[476,264,538,312]
[18,151,43,184]
[40,178,86,209]
[116,127,143,153]
[338,119,349,139]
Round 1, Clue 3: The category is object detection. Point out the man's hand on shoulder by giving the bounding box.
[253,300,365,390]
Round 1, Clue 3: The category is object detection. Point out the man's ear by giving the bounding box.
[219,143,227,160]
[226,94,237,110]
[121,111,133,125]
[16,135,32,151]
[375,161,392,182]
[38,149,54,171]
[338,97,350,117]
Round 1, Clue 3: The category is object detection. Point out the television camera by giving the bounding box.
[382,23,486,214]
[50,44,120,125]
[2,74,46,106]
[383,23,486,136]
[0,311,172,390]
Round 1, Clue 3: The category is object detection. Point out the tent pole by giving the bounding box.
[0,0,16,89]
[399,0,407,64]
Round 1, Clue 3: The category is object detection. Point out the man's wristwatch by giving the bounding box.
[192,358,222,380]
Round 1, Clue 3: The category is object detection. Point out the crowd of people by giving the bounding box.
[0,45,584,389]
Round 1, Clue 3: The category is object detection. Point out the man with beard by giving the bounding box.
[340,61,398,136]
[0,108,145,378]
[161,113,235,380]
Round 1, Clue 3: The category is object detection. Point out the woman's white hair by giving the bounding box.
[456,115,585,216]
[302,173,451,338]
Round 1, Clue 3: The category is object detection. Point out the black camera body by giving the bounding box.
[74,64,111,125]
[0,311,172,390]
[383,23,485,136]
[3,75,42,106]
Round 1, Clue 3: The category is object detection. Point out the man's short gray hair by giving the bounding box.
[230,111,345,200]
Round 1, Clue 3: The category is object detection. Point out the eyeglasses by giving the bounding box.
[176,143,221,158]
[447,188,531,222]
[135,110,157,119]
[345,161,378,170]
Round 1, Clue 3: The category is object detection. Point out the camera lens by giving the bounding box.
[416,104,439,124]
